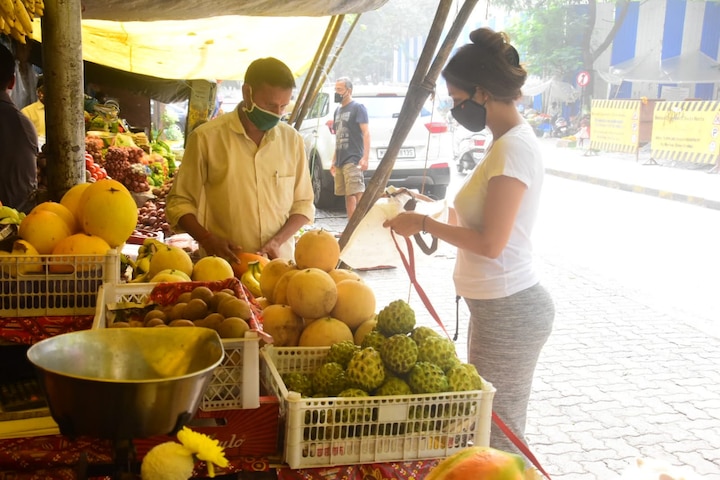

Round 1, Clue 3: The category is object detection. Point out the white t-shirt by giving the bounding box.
[452,122,543,300]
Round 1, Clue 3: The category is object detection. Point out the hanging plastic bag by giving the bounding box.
[339,188,448,270]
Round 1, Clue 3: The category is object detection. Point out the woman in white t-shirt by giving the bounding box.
[384,27,554,456]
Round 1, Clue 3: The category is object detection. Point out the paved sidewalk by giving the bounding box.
[312,144,720,479]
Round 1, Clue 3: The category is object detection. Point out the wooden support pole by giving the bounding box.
[42,0,85,200]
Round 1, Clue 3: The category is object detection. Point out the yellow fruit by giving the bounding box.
[49,233,112,273]
[272,269,300,305]
[217,317,250,339]
[298,316,353,347]
[79,179,137,247]
[328,268,362,284]
[262,304,303,346]
[10,239,43,275]
[18,209,72,254]
[33,201,78,233]
[150,269,192,283]
[353,317,378,346]
[60,183,90,221]
[294,229,340,272]
[148,244,194,278]
[286,268,337,319]
[259,258,297,302]
[331,278,376,330]
[192,255,234,281]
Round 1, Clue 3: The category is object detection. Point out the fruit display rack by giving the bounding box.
[261,345,496,470]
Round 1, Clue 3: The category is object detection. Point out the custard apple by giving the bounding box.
[312,362,348,396]
[417,336,460,372]
[376,299,416,335]
[447,363,484,392]
[281,372,314,397]
[346,347,386,391]
[375,375,413,396]
[380,334,418,374]
[407,361,449,394]
[361,329,387,351]
[410,326,442,346]
[325,340,360,368]
[337,388,369,397]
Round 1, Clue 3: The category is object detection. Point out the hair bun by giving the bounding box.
[505,45,520,67]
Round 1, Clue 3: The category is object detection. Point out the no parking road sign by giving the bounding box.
[577,71,590,87]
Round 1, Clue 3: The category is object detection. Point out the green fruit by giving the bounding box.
[346,347,385,392]
[417,336,460,372]
[374,376,413,396]
[311,362,348,396]
[380,334,418,374]
[361,329,387,351]
[282,372,314,397]
[325,340,360,369]
[447,363,484,392]
[376,299,416,336]
[407,361,449,394]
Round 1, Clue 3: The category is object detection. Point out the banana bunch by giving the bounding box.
[130,237,166,282]
[0,205,25,225]
[240,261,263,297]
[0,0,44,44]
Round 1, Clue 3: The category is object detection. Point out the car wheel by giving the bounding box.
[310,156,335,208]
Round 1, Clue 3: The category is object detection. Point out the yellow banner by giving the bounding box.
[589,99,641,153]
[651,101,720,164]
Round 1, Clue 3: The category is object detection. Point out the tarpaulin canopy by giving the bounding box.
[29,0,389,81]
[600,50,720,85]
[80,0,388,21]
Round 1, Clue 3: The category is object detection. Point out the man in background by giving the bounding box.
[331,77,370,220]
[0,44,38,214]
[21,75,45,139]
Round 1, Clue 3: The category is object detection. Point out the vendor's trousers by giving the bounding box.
[464,283,555,457]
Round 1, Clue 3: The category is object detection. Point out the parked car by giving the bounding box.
[450,119,491,174]
[355,86,451,200]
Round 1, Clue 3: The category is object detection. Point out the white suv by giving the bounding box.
[298,85,452,207]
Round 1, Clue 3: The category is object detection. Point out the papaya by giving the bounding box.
[425,446,526,480]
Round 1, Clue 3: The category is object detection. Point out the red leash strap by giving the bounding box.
[492,412,553,479]
[391,230,552,479]
[390,230,451,338]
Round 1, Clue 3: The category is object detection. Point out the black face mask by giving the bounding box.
[451,99,487,132]
[334,92,345,103]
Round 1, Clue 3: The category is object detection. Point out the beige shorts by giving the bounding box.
[334,162,365,196]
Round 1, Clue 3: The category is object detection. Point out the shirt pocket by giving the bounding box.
[271,175,295,212]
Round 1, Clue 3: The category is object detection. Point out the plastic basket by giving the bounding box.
[93,282,260,411]
[0,250,120,317]
[261,345,495,469]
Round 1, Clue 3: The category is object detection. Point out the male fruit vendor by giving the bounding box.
[166,57,315,261]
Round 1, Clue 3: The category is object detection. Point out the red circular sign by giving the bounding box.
[576,71,590,87]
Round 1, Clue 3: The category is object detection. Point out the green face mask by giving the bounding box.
[242,88,282,131]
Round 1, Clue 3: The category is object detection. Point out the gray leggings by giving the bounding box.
[464,282,554,456]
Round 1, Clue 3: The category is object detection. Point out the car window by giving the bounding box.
[307,92,330,120]
[356,95,432,118]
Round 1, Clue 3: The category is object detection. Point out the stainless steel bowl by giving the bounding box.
[27,327,224,440]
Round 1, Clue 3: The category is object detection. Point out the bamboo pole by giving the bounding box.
[42,0,85,200]
[339,0,479,250]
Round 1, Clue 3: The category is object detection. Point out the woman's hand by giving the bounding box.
[383,212,426,237]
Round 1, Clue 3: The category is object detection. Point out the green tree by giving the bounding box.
[333,0,441,83]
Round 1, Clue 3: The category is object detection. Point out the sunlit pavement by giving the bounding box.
[312,139,720,479]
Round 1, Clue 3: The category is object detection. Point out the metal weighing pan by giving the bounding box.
[27,327,224,440]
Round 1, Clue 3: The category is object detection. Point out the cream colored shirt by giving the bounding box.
[166,107,315,260]
[21,101,45,137]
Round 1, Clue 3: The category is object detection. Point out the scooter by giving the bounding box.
[552,117,569,138]
[453,128,491,173]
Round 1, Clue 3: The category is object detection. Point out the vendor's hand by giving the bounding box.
[330,164,336,176]
[383,212,425,237]
[200,233,239,263]
[359,157,369,171]
[258,237,282,260]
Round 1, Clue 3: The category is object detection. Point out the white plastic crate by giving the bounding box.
[260,345,495,469]
[0,250,120,317]
[93,282,260,411]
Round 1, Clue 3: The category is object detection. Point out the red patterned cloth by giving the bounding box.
[0,315,95,345]
[276,460,440,480]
